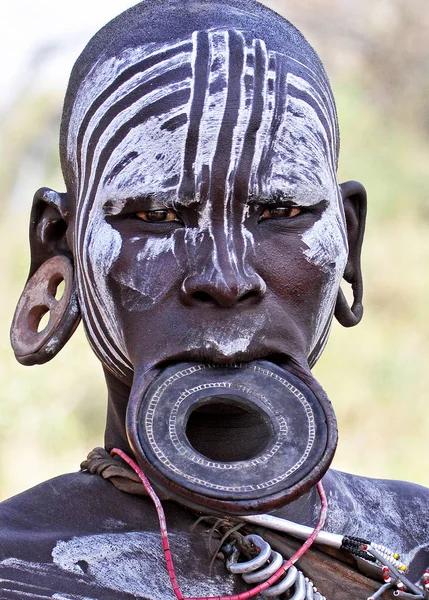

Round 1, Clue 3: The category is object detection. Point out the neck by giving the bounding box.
[103,367,134,455]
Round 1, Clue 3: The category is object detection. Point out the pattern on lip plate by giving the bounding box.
[142,363,316,493]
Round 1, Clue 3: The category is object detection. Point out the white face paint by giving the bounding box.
[66,27,346,378]
[198,314,266,356]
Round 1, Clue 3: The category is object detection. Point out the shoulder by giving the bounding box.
[0,472,141,598]
[0,472,241,599]
[0,470,182,562]
[0,471,150,552]
[323,469,429,577]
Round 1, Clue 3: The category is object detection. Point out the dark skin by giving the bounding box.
[2,0,429,597]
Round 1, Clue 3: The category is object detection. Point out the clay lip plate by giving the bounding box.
[126,360,336,513]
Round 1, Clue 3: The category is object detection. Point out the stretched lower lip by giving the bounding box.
[155,351,296,371]
[126,358,336,515]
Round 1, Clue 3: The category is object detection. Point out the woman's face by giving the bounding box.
[67,29,347,383]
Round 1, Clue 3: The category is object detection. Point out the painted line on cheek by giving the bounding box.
[75,87,191,372]
[75,261,132,379]
[308,303,335,365]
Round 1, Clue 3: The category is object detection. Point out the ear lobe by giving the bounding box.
[335,180,367,328]
[10,187,80,366]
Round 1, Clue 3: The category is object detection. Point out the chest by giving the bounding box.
[0,529,243,599]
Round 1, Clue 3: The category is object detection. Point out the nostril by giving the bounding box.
[190,287,262,306]
[240,290,260,303]
[192,291,214,303]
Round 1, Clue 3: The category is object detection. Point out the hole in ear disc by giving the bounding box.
[27,305,50,333]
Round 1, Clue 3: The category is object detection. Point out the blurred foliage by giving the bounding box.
[1,0,429,500]
[268,0,429,136]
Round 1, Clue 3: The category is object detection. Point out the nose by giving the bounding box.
[181,267,266,308]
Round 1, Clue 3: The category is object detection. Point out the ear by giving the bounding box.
[28,187,74,277]
[334,180,367,328]
[10,188,81,365]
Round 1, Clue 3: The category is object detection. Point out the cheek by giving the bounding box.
[302,214,348,347]
[107,236,182,313]
[257,235,327,299]
[255,234,336,337]
[302,211,348,281]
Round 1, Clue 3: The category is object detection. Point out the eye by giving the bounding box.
[135,209,180,223]
[259,205,302,221]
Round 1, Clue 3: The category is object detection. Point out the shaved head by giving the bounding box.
[60,0,339,194]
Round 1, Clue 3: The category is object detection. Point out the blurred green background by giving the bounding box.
[1,0,428,501]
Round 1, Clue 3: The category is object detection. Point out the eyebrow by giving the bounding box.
[248,193,328,216]
[247,191,296,205]
[102,188,327,215]
[102,193,179,215]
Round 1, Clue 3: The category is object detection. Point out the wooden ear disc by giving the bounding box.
[10,255,80,365]
[127,360,337,516]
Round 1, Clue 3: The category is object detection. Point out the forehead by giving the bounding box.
[67,28,338,210]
